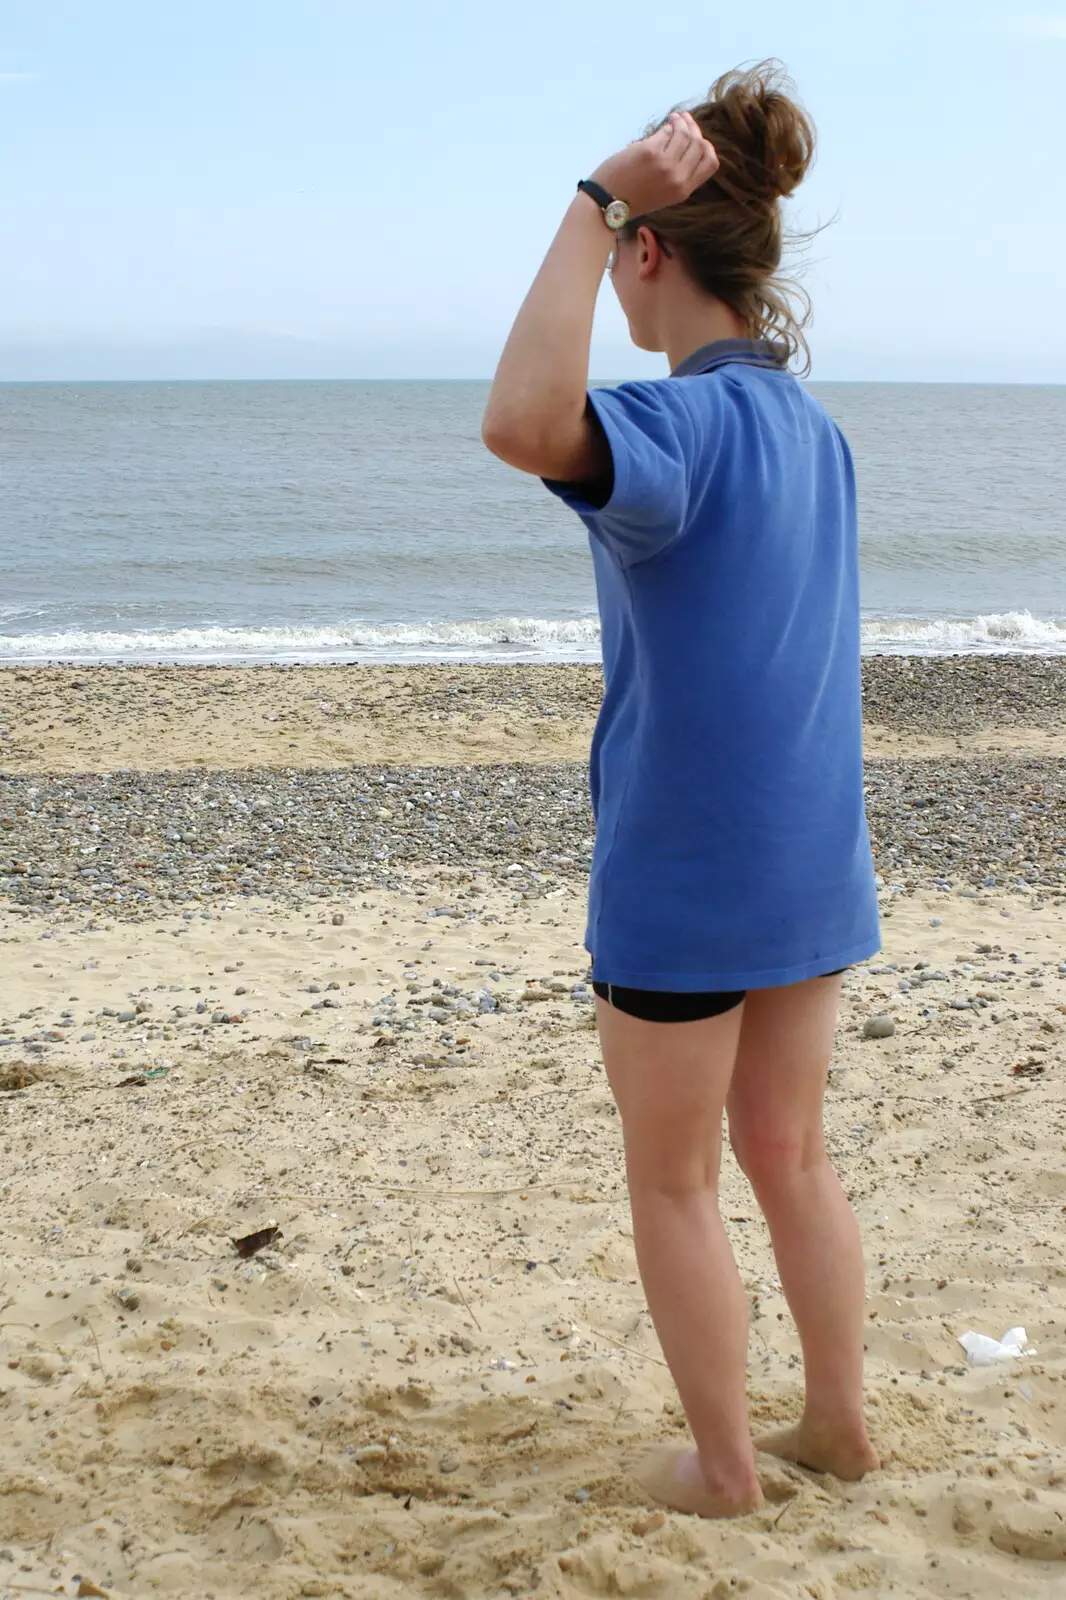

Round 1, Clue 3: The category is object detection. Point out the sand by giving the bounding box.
[2,662,1066,1600]
[2,660,1066,773]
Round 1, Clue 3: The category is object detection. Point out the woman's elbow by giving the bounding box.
[482,410,549,473]
[480,409,576,476]
[481,408,518,462]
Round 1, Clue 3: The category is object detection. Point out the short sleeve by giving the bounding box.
[544,380,712,567]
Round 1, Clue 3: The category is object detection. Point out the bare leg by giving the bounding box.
[727,976,878,1479]
[596,996,763,1517]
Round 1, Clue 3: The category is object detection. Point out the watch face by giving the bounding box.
[604,199,630,230]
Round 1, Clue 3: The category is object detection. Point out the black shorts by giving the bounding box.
[592,972,845,1023]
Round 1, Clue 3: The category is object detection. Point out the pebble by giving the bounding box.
[632,1511,667,1536]
[1,673,1064,922]
[864,1015,896,1040]
[860,655,1066,733]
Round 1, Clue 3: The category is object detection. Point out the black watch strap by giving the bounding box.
[577,178,616,211]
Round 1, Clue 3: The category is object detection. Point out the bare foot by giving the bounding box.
[754,1420,880,1481]
[633,1445,764,1519]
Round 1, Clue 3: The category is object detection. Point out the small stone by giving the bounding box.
[632,1511,666,1536]
[438,1450,461,1474]
[126,1256,143,1273]
[332,913,345,926]
[863,1015,896,1040]
[116,1288,140,1311]
[117,1010,137,1022]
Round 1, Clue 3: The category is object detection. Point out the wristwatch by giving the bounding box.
[577,179,631,231]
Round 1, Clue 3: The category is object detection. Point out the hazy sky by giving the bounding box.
[2,1,1064,381]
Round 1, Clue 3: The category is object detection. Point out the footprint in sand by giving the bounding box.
[954,1483,1066,1561]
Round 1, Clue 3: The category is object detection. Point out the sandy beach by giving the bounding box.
[2,658,1066,1600]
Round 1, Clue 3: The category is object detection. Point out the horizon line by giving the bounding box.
[2,374,1064,388]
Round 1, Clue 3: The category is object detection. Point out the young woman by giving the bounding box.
[483,62,881,1519]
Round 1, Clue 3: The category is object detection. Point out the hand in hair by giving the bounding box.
[588,112,719,217]
[482,113,720,485]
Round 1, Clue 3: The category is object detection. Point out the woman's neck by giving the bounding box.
[661,294,748,374]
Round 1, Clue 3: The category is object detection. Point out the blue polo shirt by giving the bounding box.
[545,339,880,990]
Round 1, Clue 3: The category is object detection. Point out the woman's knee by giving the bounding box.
[728,1117,826,1192]
[623,1126,723,1198]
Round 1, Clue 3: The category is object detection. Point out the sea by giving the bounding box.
[2,380,1065,664]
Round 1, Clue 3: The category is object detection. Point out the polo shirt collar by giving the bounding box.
[671,338,788,378]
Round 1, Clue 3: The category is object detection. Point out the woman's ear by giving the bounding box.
[636,225,667,282]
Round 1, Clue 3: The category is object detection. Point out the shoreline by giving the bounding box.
[2,609,1065,666]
